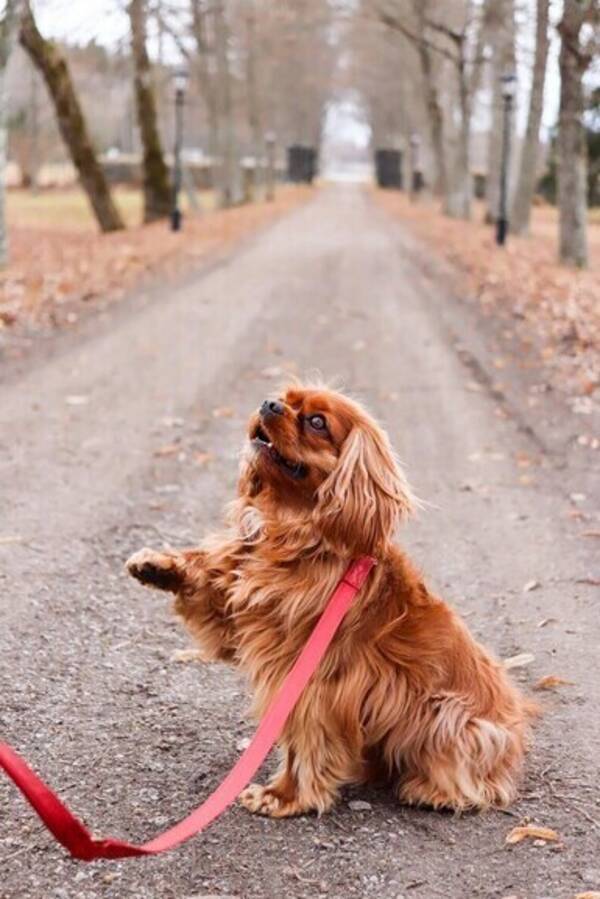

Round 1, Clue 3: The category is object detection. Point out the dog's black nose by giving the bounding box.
[260,399,284,418]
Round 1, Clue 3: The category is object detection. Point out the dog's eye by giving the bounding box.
[309,414,326,430]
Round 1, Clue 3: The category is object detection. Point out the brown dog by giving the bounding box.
[127,384,533,817]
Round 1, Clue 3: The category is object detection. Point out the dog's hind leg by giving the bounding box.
[397,712,524,812]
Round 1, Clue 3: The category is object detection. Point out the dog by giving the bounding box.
[127,384,533,817]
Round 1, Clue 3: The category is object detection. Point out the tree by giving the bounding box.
[372,0,490,219]
[128,0,171,222]
[213,0,237,206]
[557,0,597,267]
[484,0,516,224]
[0,0,20,265]
[19,1,124,233]
[511,0,550,235]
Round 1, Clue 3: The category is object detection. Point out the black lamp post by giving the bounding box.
[171,67,188,232]
[409,132,422,199]
[496,72,516,246]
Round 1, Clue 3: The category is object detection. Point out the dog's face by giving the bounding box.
[242,385,414,554]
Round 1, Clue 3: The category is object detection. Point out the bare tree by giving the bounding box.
[129,0,171,222]
[19,1,124,233]
[0,0,21,265]
[245,0,263,167]
[511,0,550,235]
[213,0,237,206]
[371,0,491,219]
[189,0,219,158]
[485,0,516,224]
[557,0,597,267]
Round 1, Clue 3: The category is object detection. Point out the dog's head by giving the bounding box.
[241,384,414,555]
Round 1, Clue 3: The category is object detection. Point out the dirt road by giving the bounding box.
[1,187,598,899]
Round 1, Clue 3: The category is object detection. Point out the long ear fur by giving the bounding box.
[314,421,414,555]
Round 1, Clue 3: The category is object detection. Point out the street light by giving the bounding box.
[496,72,516,246]
[264,130,276,202]
[171,67,188,232]
[409,132,422,200]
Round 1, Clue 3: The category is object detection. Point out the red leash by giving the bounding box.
[0,557,375,861]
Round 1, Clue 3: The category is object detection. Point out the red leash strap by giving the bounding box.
[0,557,376,861]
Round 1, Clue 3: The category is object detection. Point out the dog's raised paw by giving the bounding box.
[125,548,182,592]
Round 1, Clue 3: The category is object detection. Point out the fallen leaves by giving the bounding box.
[0,186,312,334]
[153,443,180,458]
[193,451,213,467]
[533,674,575,691]
[505,824,560,845]
[211,406,234,419]
[373,191,600,407]
[504,652,535,670]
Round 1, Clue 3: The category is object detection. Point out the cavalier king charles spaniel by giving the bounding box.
[127,384,533,817]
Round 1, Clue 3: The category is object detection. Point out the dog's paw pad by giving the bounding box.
[125,548,181,591]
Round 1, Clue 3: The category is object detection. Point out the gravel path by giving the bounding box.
[1,186,598,899]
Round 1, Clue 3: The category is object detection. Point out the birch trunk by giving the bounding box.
[557,0,592,267]
[245,1,263,178]
[19,2,124,233]
[128,0,171,223]
[213,0,237,207]
[511,0,550,235]
[485,0,516,224]
[190,0,219,160]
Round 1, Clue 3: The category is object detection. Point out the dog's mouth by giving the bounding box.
[251,425,308,480]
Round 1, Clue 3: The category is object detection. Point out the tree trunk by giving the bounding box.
[485,0,516,224]
[213,0,237,207]
[412,1,447,197]
[557,0,592,268]
[245,1,263,180]
[0,0,20,266]
[444,43,472,220]
[511,0,550,235]
[128,0,171,223]
[190,0,219,160]
[19,3,124,233]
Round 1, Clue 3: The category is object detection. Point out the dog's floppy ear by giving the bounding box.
[314,420,414,555]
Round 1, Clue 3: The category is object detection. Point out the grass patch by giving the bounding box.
[7,186,218,231]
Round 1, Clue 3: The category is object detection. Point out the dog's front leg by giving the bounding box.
[126,547,236,662]
[239,705,363,818]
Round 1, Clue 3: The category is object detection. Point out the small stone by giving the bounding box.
[348,799,372,811]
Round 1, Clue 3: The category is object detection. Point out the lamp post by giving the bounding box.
[409,132,422,200]
[496,72,516,246]
[171,67,188,232]
[264,130,276,202]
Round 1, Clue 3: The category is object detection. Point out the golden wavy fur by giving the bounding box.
[127,384,533,817]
